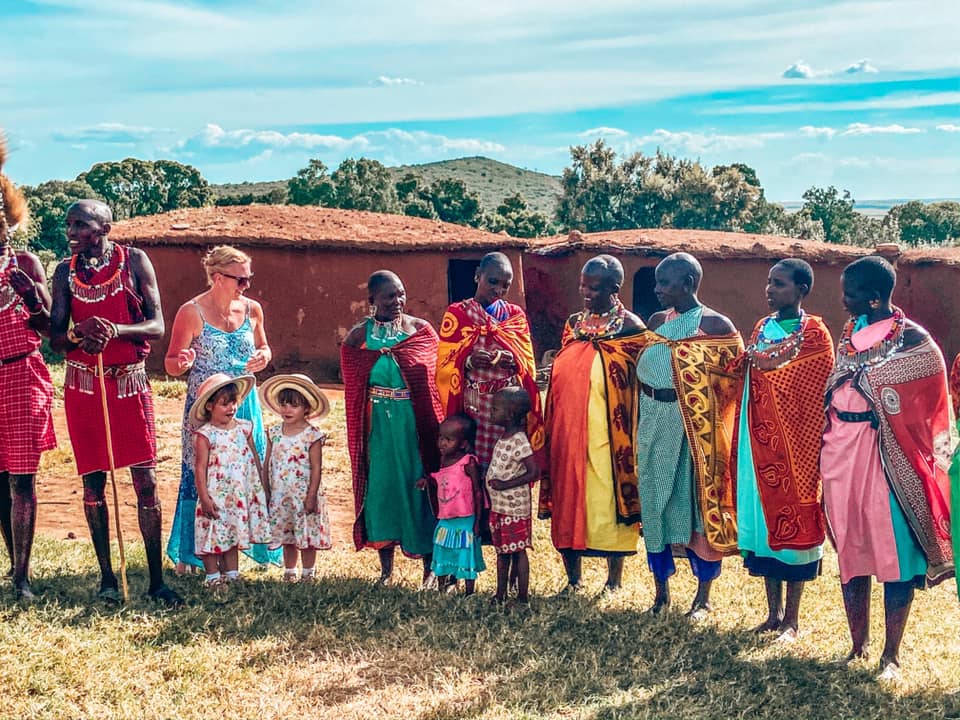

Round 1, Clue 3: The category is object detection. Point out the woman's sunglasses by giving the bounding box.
[219,272,253,287]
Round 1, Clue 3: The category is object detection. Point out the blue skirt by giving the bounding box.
[431,516,486,580]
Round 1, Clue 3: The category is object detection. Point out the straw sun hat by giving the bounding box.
[188,373,256,424]
[259,373,330,420]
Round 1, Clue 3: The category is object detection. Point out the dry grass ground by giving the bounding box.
[2,380,959,719]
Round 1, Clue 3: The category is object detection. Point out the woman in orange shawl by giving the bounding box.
[436,252,543,469]
[732,259,834,642]
[541,255,647,593]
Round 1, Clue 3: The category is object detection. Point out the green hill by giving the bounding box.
[211,157,561,218]
[387,157,560,217]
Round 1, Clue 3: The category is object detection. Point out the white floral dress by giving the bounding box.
[267,424,331,551]
[194,419,270,555]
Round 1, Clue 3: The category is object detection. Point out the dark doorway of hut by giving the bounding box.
[633,266,658,323]
[448,259,481,304]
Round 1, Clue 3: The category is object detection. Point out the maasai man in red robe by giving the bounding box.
[51,200,181,606]
[0,134,56,600]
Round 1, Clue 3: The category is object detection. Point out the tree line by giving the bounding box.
[13,141,960,258]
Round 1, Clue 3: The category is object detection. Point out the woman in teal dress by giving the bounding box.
[733,259,834,641]
[164,245,280,572]
[341,270,440,585]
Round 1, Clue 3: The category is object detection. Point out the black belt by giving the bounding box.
[639,382,678,403]
[0,349,37,367]
[835,410,879,429]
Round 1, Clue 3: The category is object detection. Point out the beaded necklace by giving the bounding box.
[69,243,125,304]
[371,314,404,341]
[572,297,626,340]
[0,246,18,312]
[745,313,805,371]
[834,306,905,371]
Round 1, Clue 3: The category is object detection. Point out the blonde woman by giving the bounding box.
[164,245,278,573]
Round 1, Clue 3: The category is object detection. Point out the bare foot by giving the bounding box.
[752,617,783,634]
[554,583,582,598]
[836,649,869,667]
[647,598,671,616]
[490,594,506,607]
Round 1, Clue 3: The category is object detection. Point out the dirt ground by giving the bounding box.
[34,389,356,545]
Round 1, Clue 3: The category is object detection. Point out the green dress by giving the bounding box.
[363,320,435,555]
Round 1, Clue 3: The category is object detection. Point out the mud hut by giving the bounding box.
[110,205,526,381]
[523,229,905,359]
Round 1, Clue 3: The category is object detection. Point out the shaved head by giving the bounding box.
[581,254,624,288]
[67,199,113,225]
[657,252,702,292]
[367,269,402,295]
[478,251,512,274]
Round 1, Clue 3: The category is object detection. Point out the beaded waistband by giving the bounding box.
[369,385,411,400]
[65,360,148,398]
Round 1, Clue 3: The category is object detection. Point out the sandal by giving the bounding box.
[146,584,185,607]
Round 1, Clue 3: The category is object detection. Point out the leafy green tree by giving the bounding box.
[331,158,399,213]
[287,159,336,206]
[557,141,760,232]
[427,178,484,226]
[20,180,101,256]
[78,158,212,220]
[486,193,552,237]
[395,173,436,219]
[801,185,857,244]
[887,200,960,246]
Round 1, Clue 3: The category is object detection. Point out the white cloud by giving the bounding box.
[845,59,878,74]
[782,61,831,79]
[170,124,504,163]
[376,76,424,86]
[937,124,960,133]
[637,128,786,154]
[52,122,173,144]
[799,125,836,139]
[841,123,924,136]
[578,127,629,137]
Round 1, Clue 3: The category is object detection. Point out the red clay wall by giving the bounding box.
[143,245,526,382]
[896,262,960,365]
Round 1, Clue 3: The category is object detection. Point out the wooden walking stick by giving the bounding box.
[96,352,128,603]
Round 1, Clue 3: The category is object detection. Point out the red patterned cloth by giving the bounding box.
[826,332,955,586]
[0,297,56,474]
[436,299,544,467]
[488,511,532,553]
[341,325,444,552]
[64,245,156,475]
[729,315,835,551]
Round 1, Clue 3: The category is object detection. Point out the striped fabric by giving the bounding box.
[635,307,703,554]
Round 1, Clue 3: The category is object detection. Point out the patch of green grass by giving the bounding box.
[2,531,958,719]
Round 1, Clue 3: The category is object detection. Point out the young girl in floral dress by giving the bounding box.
[192,373,271,589]
[260,374,332,583]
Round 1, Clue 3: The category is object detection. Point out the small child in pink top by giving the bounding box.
[418,414,486,595]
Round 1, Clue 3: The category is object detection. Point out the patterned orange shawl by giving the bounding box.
[539,326,651,547]
[436,299,544,451]
[651,332,744,553]
[730,315,835,551]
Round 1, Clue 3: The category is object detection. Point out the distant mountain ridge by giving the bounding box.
[211,157,561,217]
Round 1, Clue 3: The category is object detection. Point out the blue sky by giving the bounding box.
[2,0,958,201]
